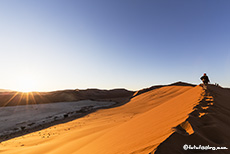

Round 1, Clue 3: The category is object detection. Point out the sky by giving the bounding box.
[0,0,230,92]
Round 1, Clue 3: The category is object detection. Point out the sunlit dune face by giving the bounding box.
[16,76,37,92]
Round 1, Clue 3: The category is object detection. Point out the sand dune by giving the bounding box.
[0,89,133,107]
[0,84,229,154]
[0,89,14,92]
[154,85,230,154]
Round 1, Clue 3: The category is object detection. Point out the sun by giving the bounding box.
[16,75,37,92]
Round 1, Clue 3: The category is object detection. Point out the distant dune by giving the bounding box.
[0,89,14,92]
[0,83,229,154]
[0,88,134,107]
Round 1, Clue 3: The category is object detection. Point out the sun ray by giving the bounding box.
[35,91,47,104]
[17,92,24,106]
[13,92,25,113]
[26,92,29,105]
[3,92,19,107]
[29,92,37,105]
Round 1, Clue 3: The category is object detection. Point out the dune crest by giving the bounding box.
[1,84,229,154]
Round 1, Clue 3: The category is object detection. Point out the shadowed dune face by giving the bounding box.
[0,85,205,154]
[153,85,230,154]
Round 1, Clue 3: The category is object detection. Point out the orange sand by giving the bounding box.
[0,85,229,154]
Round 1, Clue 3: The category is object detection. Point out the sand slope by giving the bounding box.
[154,85,230,154]
[2,85,228,154]
[75,86,202,154]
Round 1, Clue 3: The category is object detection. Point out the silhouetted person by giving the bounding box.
[200,73,210,84]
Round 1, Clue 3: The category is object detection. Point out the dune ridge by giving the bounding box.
[0,84,229,154]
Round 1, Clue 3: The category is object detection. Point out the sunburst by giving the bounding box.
[17,77,36,92]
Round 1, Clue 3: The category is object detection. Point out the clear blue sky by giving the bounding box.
[0,0,230,91]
